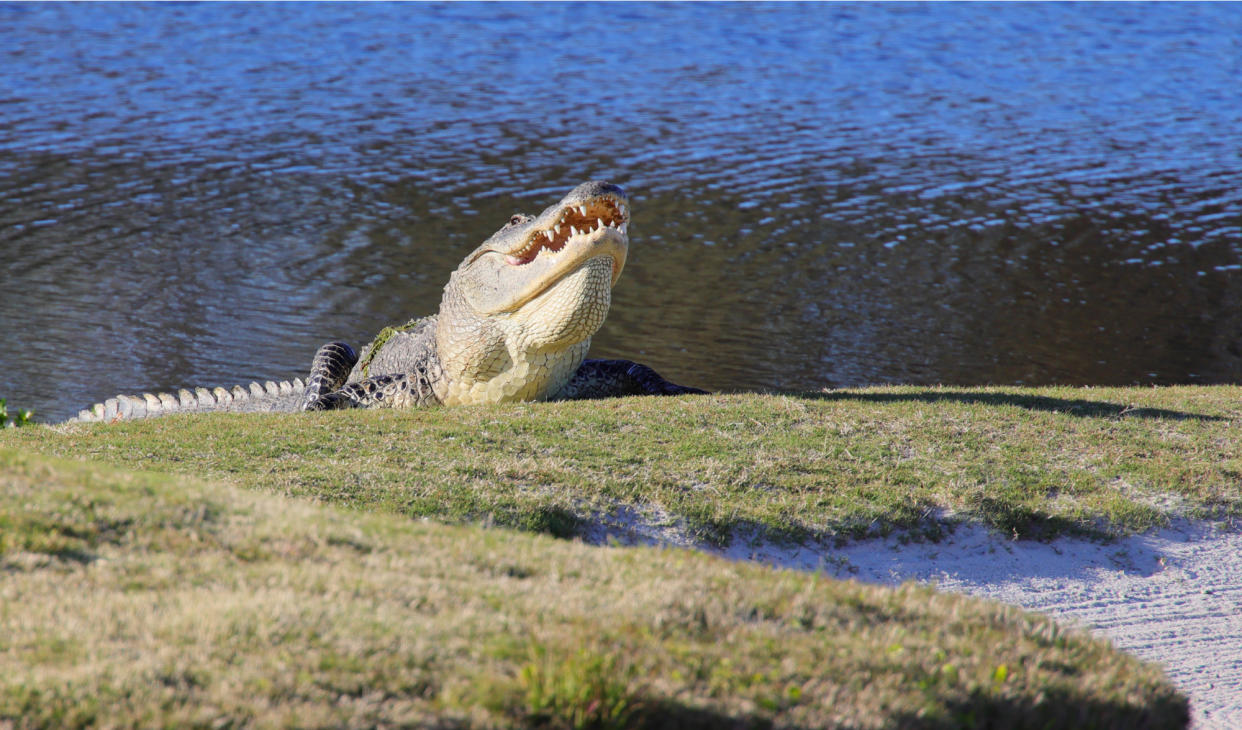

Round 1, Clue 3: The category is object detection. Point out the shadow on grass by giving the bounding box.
[804,389,1224,421]
[462,503,582,540]
[2,546,99,568]
[966,495,1118,542]
[44,547,99,565]
[545,698,779,730]
[894,685,1190,730]
[559,690,1190,730]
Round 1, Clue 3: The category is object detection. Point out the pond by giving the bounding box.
[2,2,1241,422]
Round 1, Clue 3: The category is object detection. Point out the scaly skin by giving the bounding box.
[69,181,704,423]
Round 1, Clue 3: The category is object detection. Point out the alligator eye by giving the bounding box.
[507,215,528,227]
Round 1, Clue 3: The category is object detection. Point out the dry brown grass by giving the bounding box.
[1,446,1188,728]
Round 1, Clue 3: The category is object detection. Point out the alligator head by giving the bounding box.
[435,181,631,404]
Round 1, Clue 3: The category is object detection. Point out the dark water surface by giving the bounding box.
[3,2,1242,422]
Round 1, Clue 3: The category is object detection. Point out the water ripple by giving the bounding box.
[2,3,1241,420]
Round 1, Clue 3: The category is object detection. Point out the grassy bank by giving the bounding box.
[11,386,1242,546]
[1,447,1188,728]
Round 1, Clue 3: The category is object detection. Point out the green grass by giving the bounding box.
[11,386,1242,546]
[0,445,1189,728]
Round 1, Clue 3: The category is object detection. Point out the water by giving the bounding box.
[2,2,1241,422]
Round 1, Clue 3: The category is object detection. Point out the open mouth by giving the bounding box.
[504,193,630,266]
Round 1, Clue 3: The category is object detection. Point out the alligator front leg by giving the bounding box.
[552,359,707,401]
[302,366,441,411]
[303,373,411,410]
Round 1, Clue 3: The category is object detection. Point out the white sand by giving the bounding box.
[589,512,1242,728]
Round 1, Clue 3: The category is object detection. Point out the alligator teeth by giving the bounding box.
[570,226,580,237]
[554,224,561,234]
[578,205,588,216]
[595,219,604,231]
[544,230,555,241]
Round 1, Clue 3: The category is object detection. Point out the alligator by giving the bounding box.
[69,181,705,423]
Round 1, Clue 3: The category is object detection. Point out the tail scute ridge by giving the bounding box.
[140,393,158,412]
[119,395,140,419]
[69,373,311,423]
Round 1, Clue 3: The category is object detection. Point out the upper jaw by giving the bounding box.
[501,186,630,269]
[454,182,632,315]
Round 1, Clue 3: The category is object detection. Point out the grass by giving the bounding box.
[9,386,1242,547]
[0,444,1189,728]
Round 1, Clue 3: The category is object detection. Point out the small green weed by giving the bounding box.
[0,398,33,428]
[517,644,641,729]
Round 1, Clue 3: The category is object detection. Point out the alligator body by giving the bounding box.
[69,181,704,423]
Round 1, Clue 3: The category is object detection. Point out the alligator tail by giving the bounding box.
[68,378,307,423]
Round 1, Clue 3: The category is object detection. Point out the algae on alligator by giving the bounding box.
[70,181,705,423]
